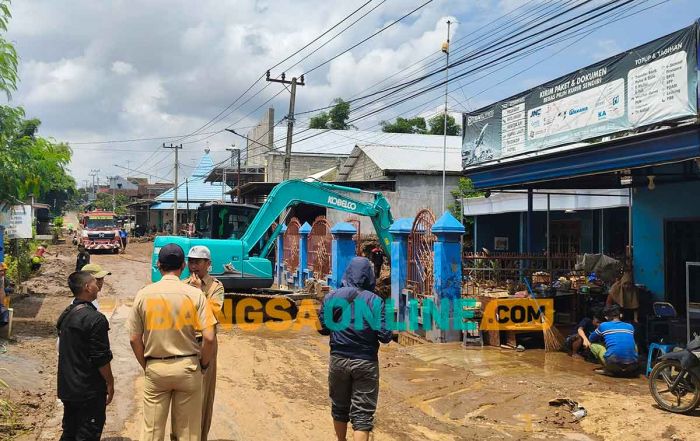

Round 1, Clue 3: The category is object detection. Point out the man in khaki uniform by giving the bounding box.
[128,244,216,441]
[186,246,224,441]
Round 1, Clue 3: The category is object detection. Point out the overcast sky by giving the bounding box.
[4,0,696,185]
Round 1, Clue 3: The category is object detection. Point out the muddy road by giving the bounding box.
[2,239,699,441]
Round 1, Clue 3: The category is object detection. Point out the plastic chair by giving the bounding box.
[646,342,676,376]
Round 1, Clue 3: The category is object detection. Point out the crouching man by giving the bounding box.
[589,304,639,376]
[319,257,393,441]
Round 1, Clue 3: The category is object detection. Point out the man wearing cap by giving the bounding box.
[81,263,111,311]
[128,244,216,441]
[186,245,224,441]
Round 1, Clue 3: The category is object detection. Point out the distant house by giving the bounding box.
[148,151,229,231]
[329,143,463,232]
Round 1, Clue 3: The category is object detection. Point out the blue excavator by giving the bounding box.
[151,179,394,291]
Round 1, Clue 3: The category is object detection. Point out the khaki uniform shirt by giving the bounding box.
[128,275,216,358]
[188,274,225,330]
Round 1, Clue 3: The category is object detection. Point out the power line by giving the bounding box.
[302,0,436,76]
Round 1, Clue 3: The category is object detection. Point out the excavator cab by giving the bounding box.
[195,202,260,240]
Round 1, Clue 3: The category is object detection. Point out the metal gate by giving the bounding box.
[407,209,436,297]
[308,216,332,279]
[283,218,300,273]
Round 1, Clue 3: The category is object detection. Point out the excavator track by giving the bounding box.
[223,289,318,322]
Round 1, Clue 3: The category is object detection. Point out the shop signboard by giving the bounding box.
[463,22,699,170]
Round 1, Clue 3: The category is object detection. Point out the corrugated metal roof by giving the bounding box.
[339,144,463,179]
[150,202,203,210]
[156,153,230,202]
[272,127,461,155]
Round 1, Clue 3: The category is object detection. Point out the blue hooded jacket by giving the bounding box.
[319,257,392,361]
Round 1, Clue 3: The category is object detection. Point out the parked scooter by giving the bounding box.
[648,334,700,413]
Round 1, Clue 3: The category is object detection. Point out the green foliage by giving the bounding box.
[0,106,76,204]
[2,236,39,284]
[428,114,461,136]
[308,112,329,129]
[53,216,64,228]
[0,0,18,100]
[308,98,354,130]
[380,117,428,134]
[448,177,483,224]
[91,192,130,215]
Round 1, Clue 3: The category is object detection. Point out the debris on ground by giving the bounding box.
[549,398,587,421]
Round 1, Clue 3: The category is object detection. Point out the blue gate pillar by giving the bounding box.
[431,212,465,343]
[389,218,413,322]
[297,222,312,288]
[330,222,357,289]
[276,224,287,287]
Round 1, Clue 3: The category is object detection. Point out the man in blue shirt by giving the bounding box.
[589,304,638,375]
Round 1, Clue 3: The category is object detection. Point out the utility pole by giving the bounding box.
[266,71,305,180]
[441,20,451,214]
[89,169,100,201]
[163,143,182,235]
[108,176,116,212]
[226,145,240,202]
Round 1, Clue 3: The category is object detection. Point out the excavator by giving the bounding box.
[151,179,394,291]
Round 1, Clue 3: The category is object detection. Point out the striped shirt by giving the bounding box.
[589,321,638,363]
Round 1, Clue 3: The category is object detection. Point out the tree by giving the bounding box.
[308,98,353,130]
[309,112,329,129]
[380,117,427,134]
[0,0,18,99]
[428,114,461,136]
[448,177,483,224]
[0,106,76,204]
[92,192,130,215]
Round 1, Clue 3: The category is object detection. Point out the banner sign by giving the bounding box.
[89,215,113,220]
[1,205,33,239]
[462,23,698,170]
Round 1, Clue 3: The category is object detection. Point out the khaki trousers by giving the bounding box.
[141,356,203,441]
[201,352,217,441]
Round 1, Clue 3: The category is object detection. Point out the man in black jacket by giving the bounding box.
[57,271,114,441]
[319,257,392,441]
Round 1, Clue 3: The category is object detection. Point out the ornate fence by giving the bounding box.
[308,216,332,279]
[407,209,436,298]
[283,218,300,273]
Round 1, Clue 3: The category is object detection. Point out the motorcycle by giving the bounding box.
[648,334,700,413]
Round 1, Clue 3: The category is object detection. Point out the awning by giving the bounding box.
[465,125,700,190]
[149,202,203,210]
[462,189,629,216]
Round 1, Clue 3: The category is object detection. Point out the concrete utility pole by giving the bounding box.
[441,20,451,214]
[89,169,100,201]
[226,145,240,202]
[108,176,116,212]
[266,71,305,180]
[163,143,182,235]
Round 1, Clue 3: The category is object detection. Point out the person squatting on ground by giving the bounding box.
[589,304,639,375]
[57,271,114,441]
[318,257,393,441]
[186,245,225,441]
[128,243,216,441]
[565,309,603,360]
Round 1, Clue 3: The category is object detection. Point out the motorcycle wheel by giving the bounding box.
[648,359,700,413]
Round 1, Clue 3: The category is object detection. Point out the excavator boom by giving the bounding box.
[152,179,394,290]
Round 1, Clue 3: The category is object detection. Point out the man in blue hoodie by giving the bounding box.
[589,304,639,375]
[319,257,393,441]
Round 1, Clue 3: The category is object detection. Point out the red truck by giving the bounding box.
[79,210,122,253]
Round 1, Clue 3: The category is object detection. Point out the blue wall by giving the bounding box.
[633,179,700,300]
[474,209,609,254]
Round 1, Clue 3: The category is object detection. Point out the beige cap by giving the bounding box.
[81,263,111,278]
